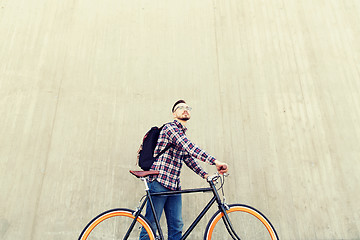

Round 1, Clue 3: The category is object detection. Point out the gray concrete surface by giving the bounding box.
[1,0,360,239]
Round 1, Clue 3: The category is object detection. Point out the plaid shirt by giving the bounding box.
[150,120,216,190]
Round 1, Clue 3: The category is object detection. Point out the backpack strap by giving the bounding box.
[154,143,174,159]
[154,122,175,159]
[155,122,175,159]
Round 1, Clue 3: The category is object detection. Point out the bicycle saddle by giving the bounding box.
[129,170,160,178]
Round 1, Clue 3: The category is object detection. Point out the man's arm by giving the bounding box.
[183,155,208,178]
[164,123,228,177]
[165,124,216,165]
[203,160,228,179]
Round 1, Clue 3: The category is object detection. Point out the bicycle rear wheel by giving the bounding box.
[204,204,278,240]
[79,208,155,240]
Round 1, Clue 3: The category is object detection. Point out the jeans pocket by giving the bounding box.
[150,180,167,193]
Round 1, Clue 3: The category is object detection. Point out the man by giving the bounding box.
[139,100,228,240]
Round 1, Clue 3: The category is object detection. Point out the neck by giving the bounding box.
[175,118,187,127]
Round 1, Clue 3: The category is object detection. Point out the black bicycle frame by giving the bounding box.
[124,179,241,240]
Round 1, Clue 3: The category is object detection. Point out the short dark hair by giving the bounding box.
[172,100,186,112]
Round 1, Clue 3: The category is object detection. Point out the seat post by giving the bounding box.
[141,177,150,191]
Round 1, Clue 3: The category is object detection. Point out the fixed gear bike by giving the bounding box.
[79,170,279,240]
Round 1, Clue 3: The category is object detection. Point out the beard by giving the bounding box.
[178,116,190,121]
[178,113,190,121]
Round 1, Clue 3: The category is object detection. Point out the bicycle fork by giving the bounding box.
[209,181,241,240]
[220,204,241,240]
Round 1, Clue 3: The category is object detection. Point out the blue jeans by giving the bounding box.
[139,180,183,240]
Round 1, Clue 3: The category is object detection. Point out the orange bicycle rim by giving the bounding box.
[81,210,154,240]
[207,206,277,240]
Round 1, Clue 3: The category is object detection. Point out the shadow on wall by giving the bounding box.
[0,218,10,239]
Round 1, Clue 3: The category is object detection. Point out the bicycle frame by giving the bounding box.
[125,177,240,240]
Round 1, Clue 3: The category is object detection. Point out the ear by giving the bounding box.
[172,111,177,118]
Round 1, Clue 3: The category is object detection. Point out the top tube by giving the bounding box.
[150,187,213,196]
[146,173,224,197]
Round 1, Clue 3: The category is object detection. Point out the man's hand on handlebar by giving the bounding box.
[214,160,228,175]
[203,160,228,180]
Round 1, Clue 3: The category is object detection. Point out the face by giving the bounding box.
[173,103,192,121]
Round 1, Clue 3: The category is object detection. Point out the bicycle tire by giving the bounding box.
[204,204,279,240]
[79,208,156,240]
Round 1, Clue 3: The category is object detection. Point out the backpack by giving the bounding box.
[137,125,173,171]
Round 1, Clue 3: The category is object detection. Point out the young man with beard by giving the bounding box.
[139,100,228,240]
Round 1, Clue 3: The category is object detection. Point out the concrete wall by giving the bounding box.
[1,0,359,239]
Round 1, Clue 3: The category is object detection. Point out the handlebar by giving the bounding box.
[207,173,229,182]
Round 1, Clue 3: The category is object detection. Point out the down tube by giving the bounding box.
[181,196,217,240]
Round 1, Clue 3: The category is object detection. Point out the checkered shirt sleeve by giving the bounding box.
[150,120,216,190]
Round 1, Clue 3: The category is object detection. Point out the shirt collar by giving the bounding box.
[173,119,187,132]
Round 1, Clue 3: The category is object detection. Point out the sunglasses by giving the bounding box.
[174,106,192,112]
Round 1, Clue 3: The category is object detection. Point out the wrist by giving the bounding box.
[214,160,221,166]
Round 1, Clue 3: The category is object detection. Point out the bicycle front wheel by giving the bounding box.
[79,208,155,240]
[204,204,278,240]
